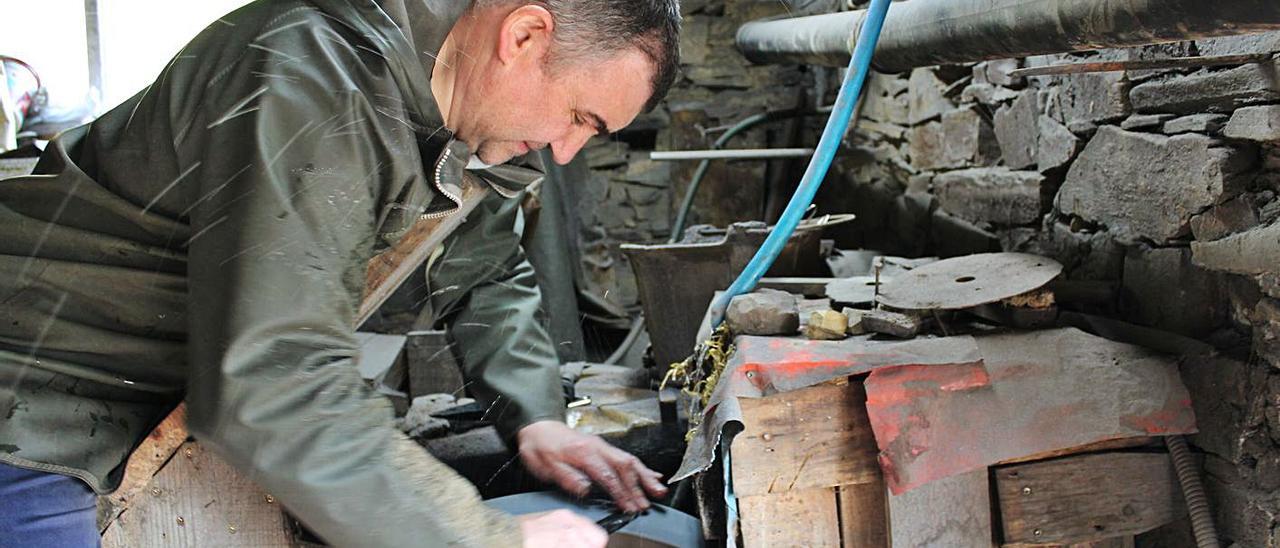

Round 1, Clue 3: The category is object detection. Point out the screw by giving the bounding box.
[176,516,185,526]
[228,525,237,534]
[185,448,194,458]
[264,494,275,504]
[151,487,162,496]
[1021,487,1032,496]
[1033,529,1043,537]
[761,433,773,442]
[746,371,755,378]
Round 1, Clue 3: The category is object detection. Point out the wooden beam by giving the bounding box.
[995,452,1179,546]
[838,481,889,548]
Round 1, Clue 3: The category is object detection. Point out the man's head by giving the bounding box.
[432,0,681,165]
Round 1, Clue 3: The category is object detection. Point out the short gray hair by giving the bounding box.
[476,0,681,111]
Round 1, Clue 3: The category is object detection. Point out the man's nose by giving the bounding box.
[550,127,594,165]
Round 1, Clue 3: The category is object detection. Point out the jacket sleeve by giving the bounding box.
[427,192,566,441]
[179,25,520,548]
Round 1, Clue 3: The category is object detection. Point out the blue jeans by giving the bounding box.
[0,463,99,548]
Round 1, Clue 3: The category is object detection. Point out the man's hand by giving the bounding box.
[519,510,608,548]
[517,420,669,512]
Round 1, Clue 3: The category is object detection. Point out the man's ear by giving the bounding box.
[497,5,555,66]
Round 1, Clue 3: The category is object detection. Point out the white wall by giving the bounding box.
[0,0,253,115]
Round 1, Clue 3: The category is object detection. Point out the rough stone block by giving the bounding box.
[1058,71,1130,126]
[908,121,946,171]
[1035,221,1124,281]
[864,73,911,126]
[1036,115,1080,172]
[993,90,1039,169]
[1180,356,1250,461]
[1258,299,1280,369]
[983,58,1023,88]
[1224,105,1280,142]
[843,308,867,335]
[908,67,952,124]
[1196,31,1280,57]
[934,168,1043,226]
[861,309,922,338]
[1130,59,1280,114]
[1119,113,1175,131]
[803,309,848,341]
[941,107,1000,169]
[1191,222,1280,276]
[959,83,1019,106]
[1122,246,1224,337]
[1059,126,1252,243]
[726,289,799,336]
[1190,196,1260,241]
[1204,472,1278,548]
[1163,113,1229,135]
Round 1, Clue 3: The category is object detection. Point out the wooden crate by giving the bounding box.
[731,378,889,548]
[727,375,1170,548]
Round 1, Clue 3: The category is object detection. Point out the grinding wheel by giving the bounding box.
[875,253,1062,311]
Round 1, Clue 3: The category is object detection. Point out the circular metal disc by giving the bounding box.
[876,253,1063,311]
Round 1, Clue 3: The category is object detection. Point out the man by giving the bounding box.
[0,0,680,546]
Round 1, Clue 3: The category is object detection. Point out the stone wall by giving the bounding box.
[571,0,832,310]
[830,32,1280,547]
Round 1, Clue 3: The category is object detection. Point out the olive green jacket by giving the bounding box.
[0,0,563,545]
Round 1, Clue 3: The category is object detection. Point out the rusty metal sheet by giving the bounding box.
[865,328,1197,495]
[671,335,984,482]
[877,252,1063,311]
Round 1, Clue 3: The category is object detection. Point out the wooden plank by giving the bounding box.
[838,482,889,548]
[102,176,490,537]
[995,452,1179,546]
[730,379,880,497]
[889,469,994,548]
[99,405,189,530]
[101,442,291,547]
[995,437,1158,466]
[740,487,841,548]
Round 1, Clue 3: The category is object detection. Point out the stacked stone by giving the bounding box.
[841,31,1280,546]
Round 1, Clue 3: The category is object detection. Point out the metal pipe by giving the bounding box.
[737,0,1280,71]
[650,148,815,161]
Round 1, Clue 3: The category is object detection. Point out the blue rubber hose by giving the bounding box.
[708,0,893,330]
[718,0,893,539]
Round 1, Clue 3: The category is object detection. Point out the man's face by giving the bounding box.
[459,49,655,166]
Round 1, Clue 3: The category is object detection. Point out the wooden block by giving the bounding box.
[731,380,880,497]
[889,469,994,548]
[405,329,465,398]
[838,482,889,548]
[101,442,291,547]
[995,452,1179,546]
[740,487,841,548]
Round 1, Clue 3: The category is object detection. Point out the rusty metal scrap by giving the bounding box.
[865,328,1196,494]
[671,335,984,482]
[877,252,1063,311]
